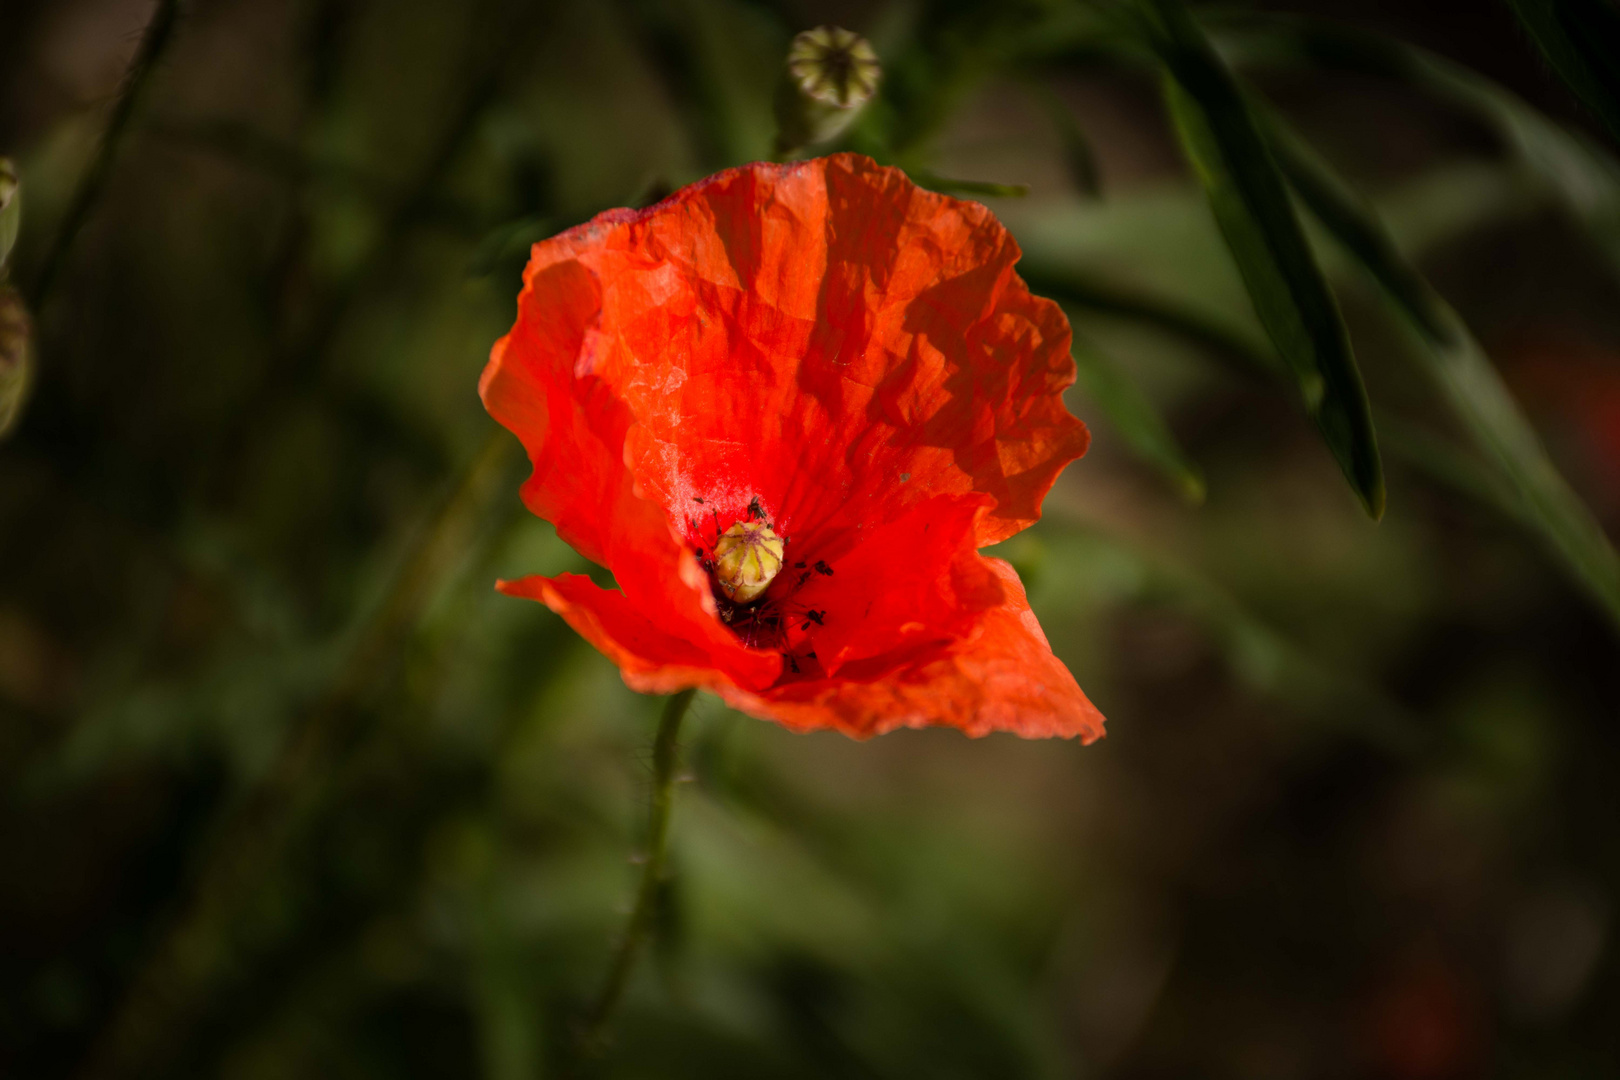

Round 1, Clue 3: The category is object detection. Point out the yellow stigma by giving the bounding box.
[712,519,784,604]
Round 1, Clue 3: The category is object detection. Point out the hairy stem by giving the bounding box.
[581,688,697,1051]
[30,0,183,309]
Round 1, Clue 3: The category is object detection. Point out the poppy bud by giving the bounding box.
[773,26,881,157]
[712,519,785,604]
[0,159,18,271]
[0,286,31,437]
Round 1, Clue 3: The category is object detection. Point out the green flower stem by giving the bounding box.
[30,0,183,309]
[582,688,697,1052]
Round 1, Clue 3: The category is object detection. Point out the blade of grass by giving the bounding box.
[1264,112,1620,627]
[1504,0,1620,144]
[1024,79,1103,196]
[909,169,1030,198]
[29,0,183,310]
[1136,0,1384,518]
[1069,331,1205,503]
[1211,15,1620,281]
[1022,265,1283,380]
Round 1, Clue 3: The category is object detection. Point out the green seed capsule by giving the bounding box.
[712,519,785,604]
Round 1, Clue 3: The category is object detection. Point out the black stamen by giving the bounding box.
[814,560,834,576]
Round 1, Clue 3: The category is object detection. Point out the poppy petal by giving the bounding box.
[498,572,779,695]
[725,559,1104,740]
[483,154,1102,739]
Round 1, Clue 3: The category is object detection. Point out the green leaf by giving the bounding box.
[908,170,1029,199]
[1034,516,1424,753]
[467,215,553,279]
[1138,0,1384,518]
[1504,0,1620,144]
[1266,113,1620,628]
[1261,114,1455,345]
[1069,332,1205,503]
[1026,266,1281,379]
[1212,16,1620,280]
[1025,80,1102,196]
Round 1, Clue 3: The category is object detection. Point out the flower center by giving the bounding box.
[711,519,785,604]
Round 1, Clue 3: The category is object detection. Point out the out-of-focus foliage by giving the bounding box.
[1,1,1618,1078]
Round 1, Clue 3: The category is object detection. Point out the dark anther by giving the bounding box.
[797,571,811,587]
[692,496,705,503]
[805,610,825,625]
[813,560,833,576]
[805,651,816,659]
[747,496,765,521]
[787,655,800,674]
[793,561,807,569]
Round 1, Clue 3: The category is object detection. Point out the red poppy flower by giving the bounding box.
[481,153,1103,740]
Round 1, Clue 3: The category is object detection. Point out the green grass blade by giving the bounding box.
[1262,115,1455,345]
[1268,115,1620,627]
[1504,0,1620,144]
[1141,0,1384,518]
[1211,15,1620,281]
[1025,80,1103,196]
[1069,332,1206,503]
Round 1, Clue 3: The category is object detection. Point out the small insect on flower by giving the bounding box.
[483,154,1104,740]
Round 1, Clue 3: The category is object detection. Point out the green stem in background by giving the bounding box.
[581,688,697,1053]
[29,0,183,310]
[74,428,516,1080]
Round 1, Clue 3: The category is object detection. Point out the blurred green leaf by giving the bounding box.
[1213,15,1620,280]
[1138,0,1384,518]
[1037,516,1424,753]
[1504,0,1620,143]
[909,169,1029,198]
[1266,112,1620,627]
[1025,264,1281,380]
[1378,416,1527,524]
[1262,114,1454,344]
[0,159,18,271]
[1070,332,1205,503]
[468,214,553,279]
[1026,80,1102,196]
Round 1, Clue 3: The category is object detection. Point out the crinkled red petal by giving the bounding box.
[481,153,1101,738]
[722,559,1104,740]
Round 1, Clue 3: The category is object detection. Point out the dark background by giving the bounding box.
[1,0,1618,1077]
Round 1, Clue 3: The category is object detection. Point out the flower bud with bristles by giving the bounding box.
[773,26,881,157]
[712,519,785,605]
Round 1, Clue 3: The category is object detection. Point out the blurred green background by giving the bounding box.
[2,0,1619,1076]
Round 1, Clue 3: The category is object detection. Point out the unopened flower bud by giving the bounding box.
[0,286,32,438]
[773,26,881,157]
[0,159,18,271]
[712,519,784,604]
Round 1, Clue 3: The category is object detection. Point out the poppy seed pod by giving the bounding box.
[713,519,786,604]
[773,26,881,157]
